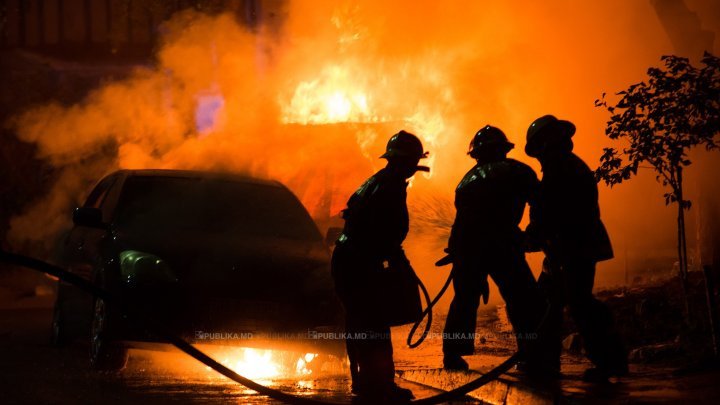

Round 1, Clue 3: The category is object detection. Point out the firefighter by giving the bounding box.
[331,130,428,401]
[440,126,546,372]
[524,114,628,382]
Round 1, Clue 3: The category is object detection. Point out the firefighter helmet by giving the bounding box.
[380,130,428,160]
[525,115,576,157]
[468,125,514,158]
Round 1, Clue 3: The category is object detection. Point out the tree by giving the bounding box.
[595,53,720,315]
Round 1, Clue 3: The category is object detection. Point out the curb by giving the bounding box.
[397,368,554,404]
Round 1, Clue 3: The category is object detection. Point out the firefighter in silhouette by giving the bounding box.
[524,115,628,382]
[331,130,428,401]
[440,126,546,372]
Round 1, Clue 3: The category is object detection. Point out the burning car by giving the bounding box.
[52,169,343,371]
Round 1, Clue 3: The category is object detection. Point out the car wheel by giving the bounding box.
[50,299,66,346]
[89,295,128,371]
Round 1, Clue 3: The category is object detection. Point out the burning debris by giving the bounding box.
[216,348,319,380]
[127,347,342,384]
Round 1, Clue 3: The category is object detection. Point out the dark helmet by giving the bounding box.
[380,130,428,160]
[525,115,576,157]
[468,125,515,158]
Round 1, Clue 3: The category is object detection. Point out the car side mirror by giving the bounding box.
[325,227,343,247]
[73,207,106,229]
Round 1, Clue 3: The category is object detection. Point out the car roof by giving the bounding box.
[113,169,284,188]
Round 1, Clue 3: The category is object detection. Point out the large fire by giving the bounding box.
[281,65,380,125]
[278,60,447,178]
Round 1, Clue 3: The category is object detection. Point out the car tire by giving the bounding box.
[50,298,67,346]
[50,282,69,346]
[89,272,128,372]
[90,296,128,371]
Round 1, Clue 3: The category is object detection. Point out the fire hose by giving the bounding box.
[0,249,533,404]
[406,269,454,348]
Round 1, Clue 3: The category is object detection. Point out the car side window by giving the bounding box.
[84,176,117,209]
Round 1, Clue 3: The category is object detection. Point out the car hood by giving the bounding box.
[112,229,333,301]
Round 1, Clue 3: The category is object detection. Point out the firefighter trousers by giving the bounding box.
[538,258,628,373]
[442,252,546,365]
[331,244,396,390]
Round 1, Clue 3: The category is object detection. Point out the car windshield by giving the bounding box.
[114,175,321,240]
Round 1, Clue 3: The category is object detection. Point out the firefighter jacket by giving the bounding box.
[448,158,538,260]
[338,168,409,264]
[528,152,614,262]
